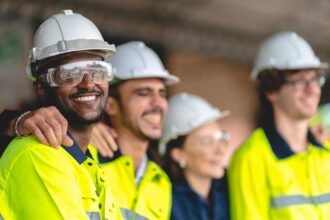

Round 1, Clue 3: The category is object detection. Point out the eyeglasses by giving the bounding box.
[38,60,113,87]
[284,74,326,90]
[191,131,230,148]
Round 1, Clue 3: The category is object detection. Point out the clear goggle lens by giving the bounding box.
[192,130,230,147]
[39,60,112,87]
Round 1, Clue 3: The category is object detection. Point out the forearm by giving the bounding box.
[0,106,74,151]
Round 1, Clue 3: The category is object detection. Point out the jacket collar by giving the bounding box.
[263,122,324,159]
[62,132,92,164]
[97,146,158,164]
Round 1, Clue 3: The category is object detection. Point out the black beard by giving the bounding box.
[44,87,104,126]
[140,130,160,142]
[63,106,104,126]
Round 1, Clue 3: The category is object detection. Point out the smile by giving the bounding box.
[72,95,98,102]
[144,113,162,124]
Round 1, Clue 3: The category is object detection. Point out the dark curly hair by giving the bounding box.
[256,69,301,127]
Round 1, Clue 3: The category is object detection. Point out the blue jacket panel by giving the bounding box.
[171,174,230,220]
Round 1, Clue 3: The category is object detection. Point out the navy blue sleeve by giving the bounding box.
[0,109,21,156]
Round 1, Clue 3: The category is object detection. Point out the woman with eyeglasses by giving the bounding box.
[160,92,230,220]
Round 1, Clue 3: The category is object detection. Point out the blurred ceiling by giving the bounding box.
[2,0,330,63]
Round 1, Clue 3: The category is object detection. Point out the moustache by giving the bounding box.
[142,108,164,117]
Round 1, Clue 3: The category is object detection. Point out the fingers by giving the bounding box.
[27,124,49,146]
[18,106,71,148]
[62,134,74,147]
[108,127,118,139]
[92,131,113,157]
[52,107,69,145]
[23,118,59,147]
[51,108,72,147]
[310,124,329,144]
[104,127,118,152]
[92,123,118,158]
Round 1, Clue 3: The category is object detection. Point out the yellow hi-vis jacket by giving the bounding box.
[228,126,330,220]
[90,147,172,220]
[0,136,122,220]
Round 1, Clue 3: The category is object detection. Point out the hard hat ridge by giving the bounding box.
[27,9,116,81]
[159,93,230,155]
[251,31,328,80]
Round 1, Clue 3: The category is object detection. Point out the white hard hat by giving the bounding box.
[159,92,230,155]
[251,31,328,80]
[106,41,180,86]
[27,9,116,80]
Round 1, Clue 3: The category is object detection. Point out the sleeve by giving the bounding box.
[228,145,270,220]
[0,136,14,157]
[5,144,90,220]
[0,109,20,134]
[0,109,20,155]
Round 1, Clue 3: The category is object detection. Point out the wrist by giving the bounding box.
[14,111,31,138]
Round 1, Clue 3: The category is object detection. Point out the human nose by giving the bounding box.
[151,93,167,107]
[77,73,94,90]
[214,140,228,154]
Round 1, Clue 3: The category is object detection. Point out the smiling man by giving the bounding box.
[88,41,180,220]
[228,32,330,220]
[0,10,122,219]
[0,41,179,219]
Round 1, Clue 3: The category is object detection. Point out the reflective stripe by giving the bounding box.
[86,212,101,220]
[271,193,330,208]
[120,208,148,220]
[0,215,3,220]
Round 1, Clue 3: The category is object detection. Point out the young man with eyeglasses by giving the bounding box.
[228,31,330,220]
[0,10,122,219]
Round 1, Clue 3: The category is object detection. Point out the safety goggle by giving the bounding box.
[192,130,231,147]
[38,60,112,87]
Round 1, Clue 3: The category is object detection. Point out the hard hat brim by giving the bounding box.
[251,62,329,80]
[109,73,180,86]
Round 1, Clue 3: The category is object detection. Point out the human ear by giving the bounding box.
[265,91,278,103]
[171,148,187,168]
[171,148,184,163]
[33,82,47,100]
[104,97,120,116]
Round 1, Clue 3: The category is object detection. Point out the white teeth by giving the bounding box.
[144,114,161,124]
[74,96,96,102]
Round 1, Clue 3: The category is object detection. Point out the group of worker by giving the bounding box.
[0,9,329,220]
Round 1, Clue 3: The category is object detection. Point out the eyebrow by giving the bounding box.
[133,86,166,93]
